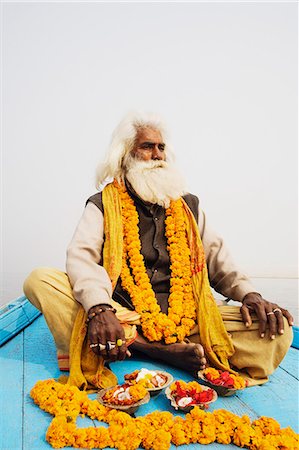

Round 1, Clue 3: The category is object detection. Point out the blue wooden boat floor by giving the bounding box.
[0,315,298,450]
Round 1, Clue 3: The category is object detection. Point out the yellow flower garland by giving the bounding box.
[30,379,298,449]
[115,181,196,344]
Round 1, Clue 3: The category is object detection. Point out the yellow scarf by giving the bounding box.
[68,182,235,390]
[182,200,235,370]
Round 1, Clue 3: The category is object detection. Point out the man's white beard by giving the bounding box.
[124,155,187,208]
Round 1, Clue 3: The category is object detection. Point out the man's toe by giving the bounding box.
[193,344,205,358]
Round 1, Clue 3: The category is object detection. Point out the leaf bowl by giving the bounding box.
[97,386,150,415]
[165,385,217,413]
[197,371,244,397]
[124,369,174,397]
[146,371,173,396]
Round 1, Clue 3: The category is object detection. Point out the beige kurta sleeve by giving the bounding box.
[66,202,113,312]
[198,208,256,302]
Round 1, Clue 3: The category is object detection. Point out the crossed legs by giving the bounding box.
[24,267,293,385]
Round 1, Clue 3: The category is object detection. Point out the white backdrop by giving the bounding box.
[1,2,298,305]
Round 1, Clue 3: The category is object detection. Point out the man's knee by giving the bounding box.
[279,318,293,354]
[23,267,57,300]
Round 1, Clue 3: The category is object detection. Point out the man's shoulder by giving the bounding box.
[86,192,103,212]
[182,193,199,221]
[182,192,199,207]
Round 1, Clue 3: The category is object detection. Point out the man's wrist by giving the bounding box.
[88,304,113,313]
[242,292,262,303]
[87,304,117,324]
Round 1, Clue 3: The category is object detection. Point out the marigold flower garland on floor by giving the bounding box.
[30,379,298,449]
[115,181,196,344]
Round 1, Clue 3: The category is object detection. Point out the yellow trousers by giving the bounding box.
[23,267,293,386]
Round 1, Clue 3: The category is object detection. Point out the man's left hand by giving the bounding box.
[240,292,294,339]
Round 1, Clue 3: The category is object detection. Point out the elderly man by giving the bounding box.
[24,112,293,388]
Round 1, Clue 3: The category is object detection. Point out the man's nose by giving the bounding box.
[152,145,163,160]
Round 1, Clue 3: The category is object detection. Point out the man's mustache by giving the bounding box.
[132,159,167,170]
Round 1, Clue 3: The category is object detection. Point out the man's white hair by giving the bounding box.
[95,111,174,188]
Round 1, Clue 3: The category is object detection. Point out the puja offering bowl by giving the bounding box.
[146,371,173,396]
[165,384,217,413]
[197,371,245,397]
[124,368,174,397]
[97,386,150,415]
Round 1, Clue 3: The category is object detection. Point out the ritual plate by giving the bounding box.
[197,370,245,397]
[97,386,150,415]
[124,368,174,396]
[165,384,217,412]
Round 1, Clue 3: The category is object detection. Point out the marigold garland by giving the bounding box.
[30,379,298,449]
[115,181,196,344]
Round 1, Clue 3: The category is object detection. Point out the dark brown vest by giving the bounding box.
[87,188,199,314]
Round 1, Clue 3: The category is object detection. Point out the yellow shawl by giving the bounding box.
[67,182,235,390]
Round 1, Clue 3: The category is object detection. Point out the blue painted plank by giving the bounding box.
[279,346,299,380]
[21,318,256,450]
[1,312,297,450]
[0,332,24,450]
[22,298,41,322]
[292,326,299,349]
[0,296,40,346]
[23,316,62,450]
[236,366,299,432]
[22,316,96,450]
[22,319,298,449]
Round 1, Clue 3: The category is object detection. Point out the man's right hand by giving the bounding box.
[87,305,127,361]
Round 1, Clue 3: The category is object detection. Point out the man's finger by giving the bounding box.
[240,304,252,328]
[105,329,119,361]
[106,341,127,361]
[252,305,268,338]
[90,341,106,356]
[106,345,118,362]
[117,340,128,361]
[88,324,104,355]
[115,329,127,361]
[89,342,100,355]
[265,309,277,339]
[105,325,127,361]
[273,308,285,334]
[281,309,294,327]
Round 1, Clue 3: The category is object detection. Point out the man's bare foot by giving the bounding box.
[130,334,206,373]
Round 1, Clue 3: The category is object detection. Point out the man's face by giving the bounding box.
[131,127,166,162]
